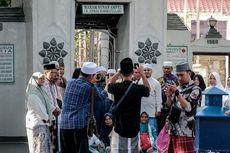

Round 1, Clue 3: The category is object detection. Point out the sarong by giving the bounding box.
[27,125,52,153]
[169,135,195,153]
[110,129,139,153]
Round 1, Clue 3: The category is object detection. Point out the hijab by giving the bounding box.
[99,113,113,147]
[225,76,230,93]
[209,72,224,90]
[26,72,52,122]
[140,112,149,133]
[194,74,206,91]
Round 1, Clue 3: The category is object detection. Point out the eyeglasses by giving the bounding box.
[141,116,148,118]
[144,69,151,71]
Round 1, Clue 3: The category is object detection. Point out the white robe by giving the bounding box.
[139,77,162,117]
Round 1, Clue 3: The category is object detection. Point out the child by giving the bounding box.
[88,132,106,153]
[140,112,157,153]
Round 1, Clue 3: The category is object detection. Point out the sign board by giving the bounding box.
[166,46,188,66]
[82,5,124,14]
[0,44,14,83]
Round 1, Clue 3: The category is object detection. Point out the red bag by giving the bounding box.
[140,132,152,150]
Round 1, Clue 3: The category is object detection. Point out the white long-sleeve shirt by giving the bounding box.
[43,79,59,112]
[139,77,162,117]
[26,94,49,129]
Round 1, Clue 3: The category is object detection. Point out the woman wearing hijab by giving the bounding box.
[194,74,206,91]
[100,113,114,149]
[194,74,206,106]
[201,72,224,106]
[26,72,52,153]
[207,72,224,90]
[224,75,230,108]
[140,112,157,153]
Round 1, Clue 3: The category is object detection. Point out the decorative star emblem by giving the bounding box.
[39,38,68,64]
[135,38,161,64]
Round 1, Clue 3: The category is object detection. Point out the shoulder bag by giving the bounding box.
[109,82,133,116]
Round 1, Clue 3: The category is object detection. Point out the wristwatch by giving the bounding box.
[175,89,180,97]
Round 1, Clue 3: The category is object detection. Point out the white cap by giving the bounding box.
[163,61,173,67]
[107,69,116,74]
[143,63,152,69]
[32,72,44,80]
[81,62,99,75]
[98,66,107,72]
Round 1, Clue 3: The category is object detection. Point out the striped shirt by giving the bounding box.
[60,77,108,129]
[42,79,58,112]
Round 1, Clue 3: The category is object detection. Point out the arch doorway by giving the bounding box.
[192,53,230,87]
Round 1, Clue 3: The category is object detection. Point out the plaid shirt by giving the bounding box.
[60,77,108,129]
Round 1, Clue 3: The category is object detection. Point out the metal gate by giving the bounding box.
[74,29,116,69]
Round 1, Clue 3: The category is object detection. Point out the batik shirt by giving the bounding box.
[170,80,201,137]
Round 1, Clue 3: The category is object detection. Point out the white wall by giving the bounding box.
[0,22,27,136]
[23,0,33,82]
[117,3,130,68]
[167,30,192,68]
[117,0,167,78]
[191,37,230,53]
[31,0,75,79]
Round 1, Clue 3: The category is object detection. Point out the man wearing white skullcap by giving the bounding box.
[107,69,116,75]
[157,61,178,133]
[60,61,108,153]
[139,63,162,132]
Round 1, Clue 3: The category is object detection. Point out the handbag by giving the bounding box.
[140,132,152,151]
[109,83,133,116]
[156,124,170,153]
[168,102,181,124]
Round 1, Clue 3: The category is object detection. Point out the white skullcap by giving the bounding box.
[163,61,173,67]
[143,63,152,69]
[81,62,99,75]
[107,69,116,74]
[98,66,107,72]
[32,72,44,80]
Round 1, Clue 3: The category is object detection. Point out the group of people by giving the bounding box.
[26,62,67,153]
[25,56,230,153]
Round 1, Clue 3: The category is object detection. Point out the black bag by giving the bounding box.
[87,85,99,137]
[56,98,62,109]
[109,83,133,116]
[168,103,181,124]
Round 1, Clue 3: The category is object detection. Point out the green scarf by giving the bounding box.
[26,74,52,124]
